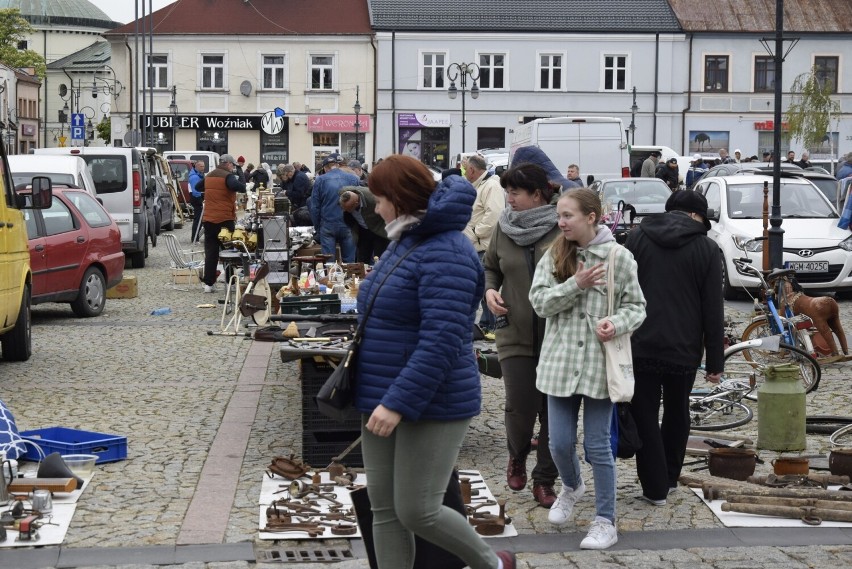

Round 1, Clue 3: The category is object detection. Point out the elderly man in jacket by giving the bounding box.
[339,186,389,262]
[463,153,506,331]
[309,153,359,262]
[197,154,246,292]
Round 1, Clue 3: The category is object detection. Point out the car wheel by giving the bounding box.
[70,267,106,317]
[154,211,162,236]
[720,252,738,300]
[1,284,32,361]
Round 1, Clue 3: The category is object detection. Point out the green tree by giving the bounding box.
[0,9,46,78]
[785,66,841,150]
[95,116,110,144]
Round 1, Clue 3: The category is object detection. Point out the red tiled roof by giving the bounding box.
[104,0,372,36]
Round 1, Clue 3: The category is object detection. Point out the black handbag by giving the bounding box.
[615,402,643,459]
[315,239,424,421]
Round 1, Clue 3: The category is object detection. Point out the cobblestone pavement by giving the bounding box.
[1,223,851,568]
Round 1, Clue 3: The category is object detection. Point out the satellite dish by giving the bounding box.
[240,80,252,97]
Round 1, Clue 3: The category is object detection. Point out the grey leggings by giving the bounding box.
[361,416,498,569]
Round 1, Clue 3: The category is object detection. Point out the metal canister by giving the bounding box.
[32,489,53,514]
[757,364,806,451]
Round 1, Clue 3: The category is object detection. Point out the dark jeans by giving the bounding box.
[202,219,235,286]
[477,251,496,329]
[631,361,696,501]
[501,356,557,485]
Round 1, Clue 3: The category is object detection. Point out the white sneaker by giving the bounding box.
[580,516,618,550]
[548,479,586,526]
[637,494,666,506]
[203,284,216,293]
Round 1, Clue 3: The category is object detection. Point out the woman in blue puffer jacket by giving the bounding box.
[355,155,515,569]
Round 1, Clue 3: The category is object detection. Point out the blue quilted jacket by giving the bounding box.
[353,175,485,421]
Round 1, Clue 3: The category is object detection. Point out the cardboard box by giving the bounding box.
[171,268,200,284]
[107,275,138,299]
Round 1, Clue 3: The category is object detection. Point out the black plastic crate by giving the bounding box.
[302,395,361,431]
[302,430,363,468]
[279,293,341,316]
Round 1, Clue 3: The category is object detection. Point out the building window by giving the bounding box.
[421,52,446,89]
[814,56,839,93]
[147,54,168,89]
[538,53,564,90]
[478,53,505,89]
[704,55,728,92]
[754,56,775,92]
[201,54,224,89]
[16,40,28,50]
[262,55,286,90]
[603,55,627,91]
[310,55,334,90]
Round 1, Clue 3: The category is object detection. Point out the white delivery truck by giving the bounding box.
[509,117,629,185]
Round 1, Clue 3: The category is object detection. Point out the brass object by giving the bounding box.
[267,455,310,480]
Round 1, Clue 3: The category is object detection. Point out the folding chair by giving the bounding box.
[162,233,204,289]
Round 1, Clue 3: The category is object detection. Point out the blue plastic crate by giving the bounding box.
[19,426,127,464]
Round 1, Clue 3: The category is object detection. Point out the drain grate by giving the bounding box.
[256,548,355,563]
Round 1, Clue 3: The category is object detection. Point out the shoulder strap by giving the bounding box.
[606,245,619,317]
[354,238,425,342]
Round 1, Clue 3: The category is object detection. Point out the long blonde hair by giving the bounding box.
[550,188,602,282]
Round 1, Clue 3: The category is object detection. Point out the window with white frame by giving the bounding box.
[478,53,505,89]
[262,55,286,90]
[147,54,168,89]
[421,52,446,89]
[704,55,729,92]
[310,55,334,90]
[603,54,628,91]
[538,53,563,90]
[201,54,224,89]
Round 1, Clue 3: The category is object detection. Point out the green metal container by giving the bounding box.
[757,364,806,451]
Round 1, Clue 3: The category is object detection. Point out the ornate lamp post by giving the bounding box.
[446,62,480,153]
[629,86,638,145]
[169,85,178,150]
[353,85,361,162]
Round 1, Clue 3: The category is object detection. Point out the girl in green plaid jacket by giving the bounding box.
[529,188,645,549]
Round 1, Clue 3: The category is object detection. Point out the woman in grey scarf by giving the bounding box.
[482,163,561,508]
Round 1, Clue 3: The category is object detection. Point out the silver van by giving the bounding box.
[34,147,154,268]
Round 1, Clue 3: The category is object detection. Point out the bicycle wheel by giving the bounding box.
[741,316,815,359]
[726,341,820,398]
[690,397,753,431]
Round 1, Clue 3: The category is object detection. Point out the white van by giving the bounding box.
[628,145,690,179]
[35,147,154,268]
[163,150,220,172]
[9,155,97,198]
[510,117,629,185]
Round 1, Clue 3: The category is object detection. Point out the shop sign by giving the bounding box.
[146,115,261,130]
[306,115,372,133]
[754,120,789,131]
[398,113,451,128]
[21,124,35,136]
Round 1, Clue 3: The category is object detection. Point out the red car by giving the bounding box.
[20,185,125,317]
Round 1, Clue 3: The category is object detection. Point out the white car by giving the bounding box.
[693,174,852,299]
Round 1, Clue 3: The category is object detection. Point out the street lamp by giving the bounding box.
[353,85,361,162]
[446,62,480,153]
[629,86,638,145]
[169,85,178,150]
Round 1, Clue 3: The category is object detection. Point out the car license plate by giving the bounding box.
[786,261,828,273]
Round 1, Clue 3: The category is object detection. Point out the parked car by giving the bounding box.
[18,184,124,317]
[167,158,194,203]
[9,155,97,198]
[692,162,802,187]
[162,150,220,173]
[782,170,841,210]
[693,174,852,299]
[138,148,179,233]
[589,177,672,240]
[35,146,154,268]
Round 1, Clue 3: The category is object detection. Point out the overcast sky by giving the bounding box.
[88,0,178,25]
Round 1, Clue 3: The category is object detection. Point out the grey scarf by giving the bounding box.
[498,204,557,246]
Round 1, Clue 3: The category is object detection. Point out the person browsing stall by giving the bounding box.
[354,155,517,569]
[197,154,246,293]
[483,163,561,509]
[529,188,645,550]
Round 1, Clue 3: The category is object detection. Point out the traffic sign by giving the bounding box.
[71,126,84,141]
[58,136,67,147]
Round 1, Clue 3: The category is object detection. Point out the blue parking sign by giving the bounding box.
[71,126,84,140]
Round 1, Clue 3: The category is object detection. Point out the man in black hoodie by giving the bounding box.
[625,190,724,506]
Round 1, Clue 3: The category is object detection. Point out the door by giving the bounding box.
[422,142,449,170]
[40,197,86,295]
